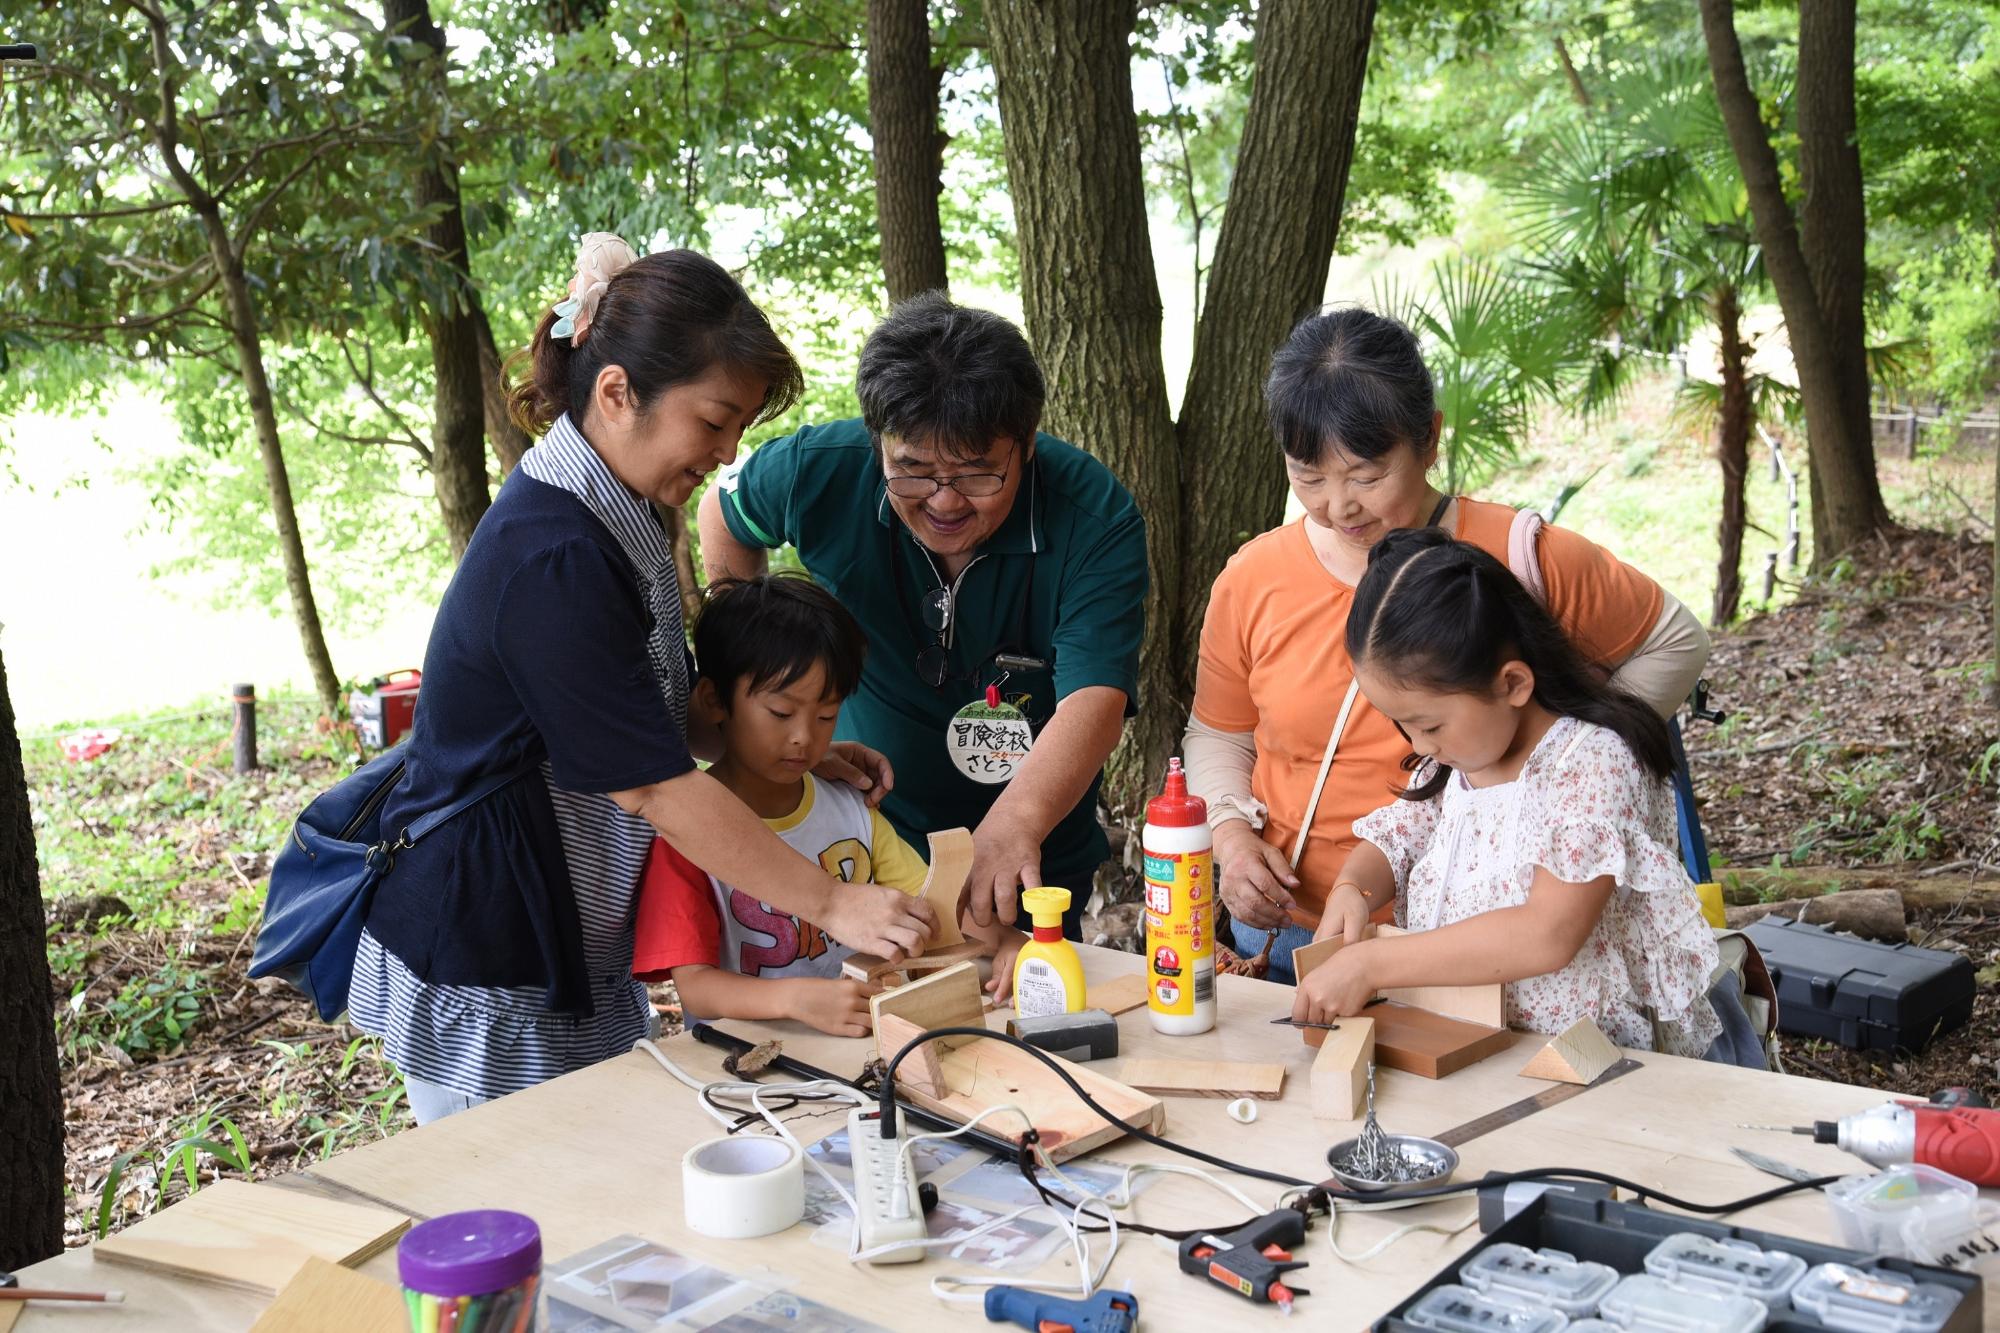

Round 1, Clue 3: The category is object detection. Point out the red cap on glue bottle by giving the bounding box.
[1146,757,1207,828]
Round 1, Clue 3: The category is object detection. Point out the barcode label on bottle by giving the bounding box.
[1194,970,1213,1003]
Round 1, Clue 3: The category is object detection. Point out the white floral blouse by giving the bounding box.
[1353,716,1722,1057]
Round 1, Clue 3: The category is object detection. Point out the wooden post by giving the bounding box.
[232,683,257,774]
[1906,409,1919,460]
[1762,551,1778,601]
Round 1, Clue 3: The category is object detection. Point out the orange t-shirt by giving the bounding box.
[1191,499,1664,923]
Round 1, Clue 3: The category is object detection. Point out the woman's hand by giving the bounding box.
[1316,883,1373,945]
[817,882,935,961]
[1215,820,1298,931]
[1291,940,1376,1025]
[815,741,895,808]
[786,977,881,1038]
[985,929,1028,1004]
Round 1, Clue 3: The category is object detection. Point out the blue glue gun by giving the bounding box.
[983,1285,1139,1333]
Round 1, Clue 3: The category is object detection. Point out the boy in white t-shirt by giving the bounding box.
[633,575,1024,1036]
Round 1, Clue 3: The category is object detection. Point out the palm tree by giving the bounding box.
[1510,58,1791,626]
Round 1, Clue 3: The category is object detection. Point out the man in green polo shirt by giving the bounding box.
[697,294,1147,938]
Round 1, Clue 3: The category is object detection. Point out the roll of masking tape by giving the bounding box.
[682,1135,805,1239]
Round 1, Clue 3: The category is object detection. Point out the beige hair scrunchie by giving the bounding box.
[549,232,637,344]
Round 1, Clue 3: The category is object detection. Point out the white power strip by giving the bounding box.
[848,1107,927,1263]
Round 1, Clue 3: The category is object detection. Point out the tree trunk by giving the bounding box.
[0,648,63,1269]
[1796,0,1888,551]
[866,0,950,305]
[1553,33,1592,108]
[475,303,531,473]
[1713,286,1751,626]
[659,502,704,627]
[1698,0,1888,564]
[1718,865,2000,916]
[986,0,1183,812]
[1723,888,1907,942]
[387,0,490,558]
[1173,0,1376,681]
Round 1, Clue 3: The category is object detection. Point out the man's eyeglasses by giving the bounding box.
[884,456,1012,500]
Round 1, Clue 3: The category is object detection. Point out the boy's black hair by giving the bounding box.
[693,574,866,702]
[1265,306,1436,466]
[855,291,1045,462]
[1346,527,1674,801]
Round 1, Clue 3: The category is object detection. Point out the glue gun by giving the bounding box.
[1176,1206,1311,1310]
[983,1286,1138,1333]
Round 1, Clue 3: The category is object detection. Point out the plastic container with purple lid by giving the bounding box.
[397,1209,542,1331]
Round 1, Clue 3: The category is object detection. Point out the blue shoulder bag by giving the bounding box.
[250,747,524,1021]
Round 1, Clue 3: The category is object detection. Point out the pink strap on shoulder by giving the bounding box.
[1507,507,1547,605]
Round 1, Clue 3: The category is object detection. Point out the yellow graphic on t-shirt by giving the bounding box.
[817,838,872,885]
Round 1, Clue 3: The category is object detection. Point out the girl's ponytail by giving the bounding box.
[1347,527,1674,800]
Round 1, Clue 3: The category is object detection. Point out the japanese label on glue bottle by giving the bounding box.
[1144,758,1215,1035]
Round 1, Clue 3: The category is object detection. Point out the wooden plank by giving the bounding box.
[248,1256,406,1332]
[888,1040,1166,1163]
[93,1180,408,1297]
[898,940,987,974]
[1368,1002,1513,1079]
[1310,1016,1375,1120]
[1117,1058,1286,1101]
[1086,972,1149,1017]
[1519,1017,1621,1085]
[868,960,984,1038]
[875,1013,949,1097]
[920,828,973,949]
[1291,935,1340,982]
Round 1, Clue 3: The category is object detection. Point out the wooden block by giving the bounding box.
[887,1037,1166,1163]
[876,1012,950,1097]
[1519,1017,1621,1085]
[1086,972,1149,1017]
[869,959,984,1035]
[250,1255,407,1332]
[94,1179,409,1297]
[1291,935,1341,981]
[921,828,974,949]
[1368,1001,1513,1079]
[1310,1015,1375,1120]
[1118,1057,1287,1100]
[899,940,987,973]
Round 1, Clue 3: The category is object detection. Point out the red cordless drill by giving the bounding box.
[1771,1091,2000,1186]
[1176,1207,1311,1312]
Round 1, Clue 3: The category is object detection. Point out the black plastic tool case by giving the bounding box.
[1372,1192,1983,1331]
[1744,916,1975,1053]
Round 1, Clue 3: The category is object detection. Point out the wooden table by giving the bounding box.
[16,945,1997,1330]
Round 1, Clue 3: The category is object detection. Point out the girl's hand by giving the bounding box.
[815,742,895,808]
[985,930,1027,1004]
[1291,941,1376,1025]
[1318,883,1373,945]
[1215,821,1298,931]
[787,977,880,1038]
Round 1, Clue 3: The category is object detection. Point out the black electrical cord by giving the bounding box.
[876,1025,1844,1231]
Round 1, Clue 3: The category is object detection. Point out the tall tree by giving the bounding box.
[1699,0,1890,563]
[985,0,1376,801]
[867,0,950,303]
[0,647,63,1270]
[386,0,491,557]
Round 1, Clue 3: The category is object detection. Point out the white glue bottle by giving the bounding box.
[1143,757,1215,1035]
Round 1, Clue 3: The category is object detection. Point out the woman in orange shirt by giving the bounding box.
[1184,308,1710,983]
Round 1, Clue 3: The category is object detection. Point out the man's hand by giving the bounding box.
[1215,819,1298,931]
[814,741,895,809]
[1291,939,1377,1025]
[817,882,934,961]
[787,977,880,1038]
[963,811,1044,928]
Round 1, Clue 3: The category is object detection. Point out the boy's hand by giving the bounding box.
[787,977,880,1038]
[815,742,895,809]
[1291,940,1376,1025]
[819,882,935,961]
[984,929,1028,1005]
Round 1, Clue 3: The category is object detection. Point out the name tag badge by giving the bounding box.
[947,686,1034,785]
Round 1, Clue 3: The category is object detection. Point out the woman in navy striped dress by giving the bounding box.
[348,241,936,1123]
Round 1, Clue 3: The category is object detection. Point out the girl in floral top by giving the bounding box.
[1290,528,1722,1056]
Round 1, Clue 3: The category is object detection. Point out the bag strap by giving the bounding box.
[1289,677,1362,870]
[390,765,534,850]
[1507,507,1547,604]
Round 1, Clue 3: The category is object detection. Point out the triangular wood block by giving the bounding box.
[1519,1017,1620,1085]
[250,1256,407,1331]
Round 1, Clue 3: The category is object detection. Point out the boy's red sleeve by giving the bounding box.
[632,838,722,981]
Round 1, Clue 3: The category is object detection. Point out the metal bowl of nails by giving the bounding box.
[1324,1132,1459,1194]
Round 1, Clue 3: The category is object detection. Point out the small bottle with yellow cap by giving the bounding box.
[1011,887,1087,1019]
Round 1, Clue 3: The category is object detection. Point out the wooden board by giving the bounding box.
[248,1256,406,1332]
[1519,1017,1621,1085]
[1310,1016,1375,1120]
[841,939,984,985]
[1291,935,1341,981]
[93,1180,408,1297]
[868,959,985,1040]
[1085,972,1149,1017]
[1362,1001,1513,1079]
[920,828,973,949]
[1116,1057,1286,1100]
[1292,930,1503,1028]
